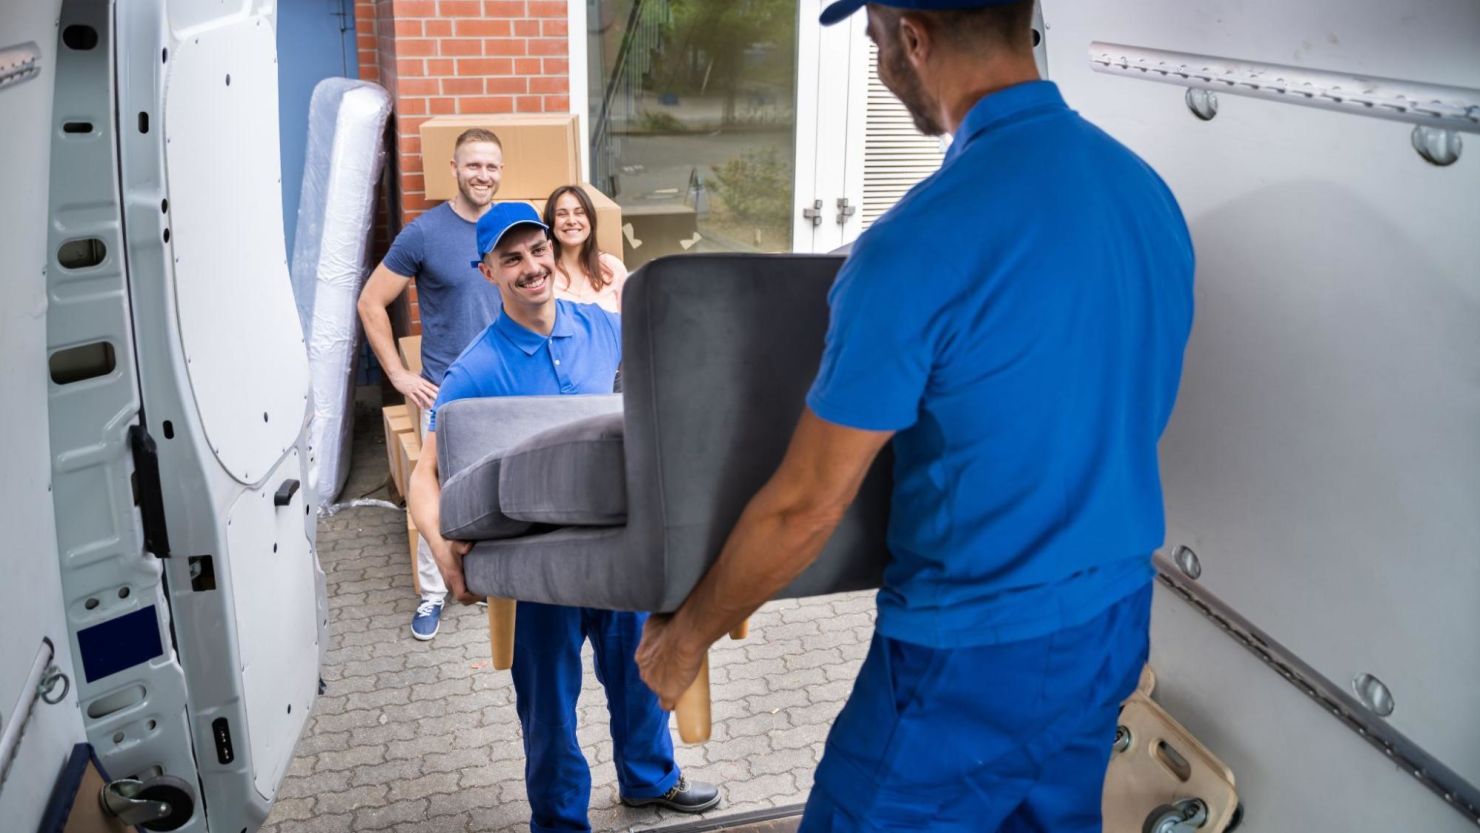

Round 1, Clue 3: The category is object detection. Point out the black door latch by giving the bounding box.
[274,478,300,507]
[128,424,171,558]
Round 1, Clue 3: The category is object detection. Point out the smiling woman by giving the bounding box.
[543,184,629,314]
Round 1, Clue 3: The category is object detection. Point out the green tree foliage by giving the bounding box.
[710,145,793,228]
[661,0,797,122]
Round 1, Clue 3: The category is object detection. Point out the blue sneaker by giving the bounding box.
[411,600,444,641]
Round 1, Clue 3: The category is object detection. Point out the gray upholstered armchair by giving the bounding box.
[435,253,892,740]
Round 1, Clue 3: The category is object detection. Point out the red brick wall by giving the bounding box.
[355,0,572,331]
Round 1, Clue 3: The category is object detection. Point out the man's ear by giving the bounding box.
[897,13,932,70]
[477,261,495,282]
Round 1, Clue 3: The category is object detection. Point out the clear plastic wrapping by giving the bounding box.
[289,78,392,505]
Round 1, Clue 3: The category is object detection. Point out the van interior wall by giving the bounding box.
[1045,0,1480,828]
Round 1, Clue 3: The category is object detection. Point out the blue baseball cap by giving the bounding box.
[470,201,549,267]
[820,0,1019,26]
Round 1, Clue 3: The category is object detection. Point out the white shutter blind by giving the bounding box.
[861,43,948,228]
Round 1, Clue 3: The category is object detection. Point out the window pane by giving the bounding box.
[588,0,799,269]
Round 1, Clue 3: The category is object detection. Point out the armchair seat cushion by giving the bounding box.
[499,413,627,526]
[440,452,533,541]
[436,394,623,542]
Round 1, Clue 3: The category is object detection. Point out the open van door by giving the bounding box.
[2,2,326,831]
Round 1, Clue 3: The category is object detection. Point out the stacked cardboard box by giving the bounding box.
[620,202,700,266]
[398,427,423,595]
[381,403,423,595]
[421,114,581,201]
[398,335,425,440]
[406,512,421,596]
[386,335,429,594]
[419,115,625,258]
[382,404,413,498]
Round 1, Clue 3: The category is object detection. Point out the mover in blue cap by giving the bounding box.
[409,200,722,832]
[638,2,1194,831]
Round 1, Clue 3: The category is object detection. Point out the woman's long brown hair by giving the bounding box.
[543,185,611,292]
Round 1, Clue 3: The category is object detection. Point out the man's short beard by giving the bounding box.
[881,36,944,136]
[458,175,494,207]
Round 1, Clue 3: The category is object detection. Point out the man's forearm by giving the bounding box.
[407,455,460,588]
[670,483,843,650]
[360,300,411,379]
[635,411,888,706]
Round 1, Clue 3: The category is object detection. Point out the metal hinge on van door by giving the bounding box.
[128,424,172,558]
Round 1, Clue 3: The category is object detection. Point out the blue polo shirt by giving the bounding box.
[428,300,621,431]
[807,81,1194,649]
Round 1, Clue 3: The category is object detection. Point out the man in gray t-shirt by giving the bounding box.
[357,128,504,641]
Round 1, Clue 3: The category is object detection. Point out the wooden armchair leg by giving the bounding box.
[674,653,712,744]
[729,618,750,640]
[487,597,517,671]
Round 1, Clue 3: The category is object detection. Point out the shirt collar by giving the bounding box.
[493,301,575,356]
[944,80,1067,164]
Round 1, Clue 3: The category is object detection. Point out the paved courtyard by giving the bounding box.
[263,396,874,832]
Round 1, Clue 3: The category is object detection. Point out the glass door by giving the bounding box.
[586,0,806,269]
[581,0,944,264]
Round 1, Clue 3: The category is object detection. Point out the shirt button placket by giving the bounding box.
[552,343,575,393]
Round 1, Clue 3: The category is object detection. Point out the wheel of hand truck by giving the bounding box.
[1144,804,1180,833]
[1143,798,1209,833]
[134,775,196,831]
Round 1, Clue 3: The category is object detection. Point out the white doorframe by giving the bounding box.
[838,15,870,249]
[791,0,826,251]
[568,0,590,181]
[792,2,868,253]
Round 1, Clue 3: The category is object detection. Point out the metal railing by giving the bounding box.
[590,0,671,195]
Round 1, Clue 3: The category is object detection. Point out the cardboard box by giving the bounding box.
[531,183,624,261]
[398,335,423,377]
[397,336,425,439]
[407,511,421,595]
[396,428,423,502]
[382,404,413,498]
[621,202,699,268]
[409,402,424,442]
[420,114,581,201]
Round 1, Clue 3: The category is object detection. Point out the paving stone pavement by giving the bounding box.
[263,395,875,832]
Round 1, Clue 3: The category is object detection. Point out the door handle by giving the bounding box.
[274,478,300,507]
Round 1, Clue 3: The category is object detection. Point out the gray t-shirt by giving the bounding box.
[383,202,502,384]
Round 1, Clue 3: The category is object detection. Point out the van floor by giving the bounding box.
[671,816,805,833]
[260,390,874,833]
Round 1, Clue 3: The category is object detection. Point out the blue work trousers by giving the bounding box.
[800,583,1153,833]
[510,602,680,833]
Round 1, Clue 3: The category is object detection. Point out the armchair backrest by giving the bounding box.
[622,254,891,611]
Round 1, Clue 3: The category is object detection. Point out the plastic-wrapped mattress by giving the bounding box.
[289,78,392,505]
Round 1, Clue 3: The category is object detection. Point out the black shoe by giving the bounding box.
[621,776,721,813]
